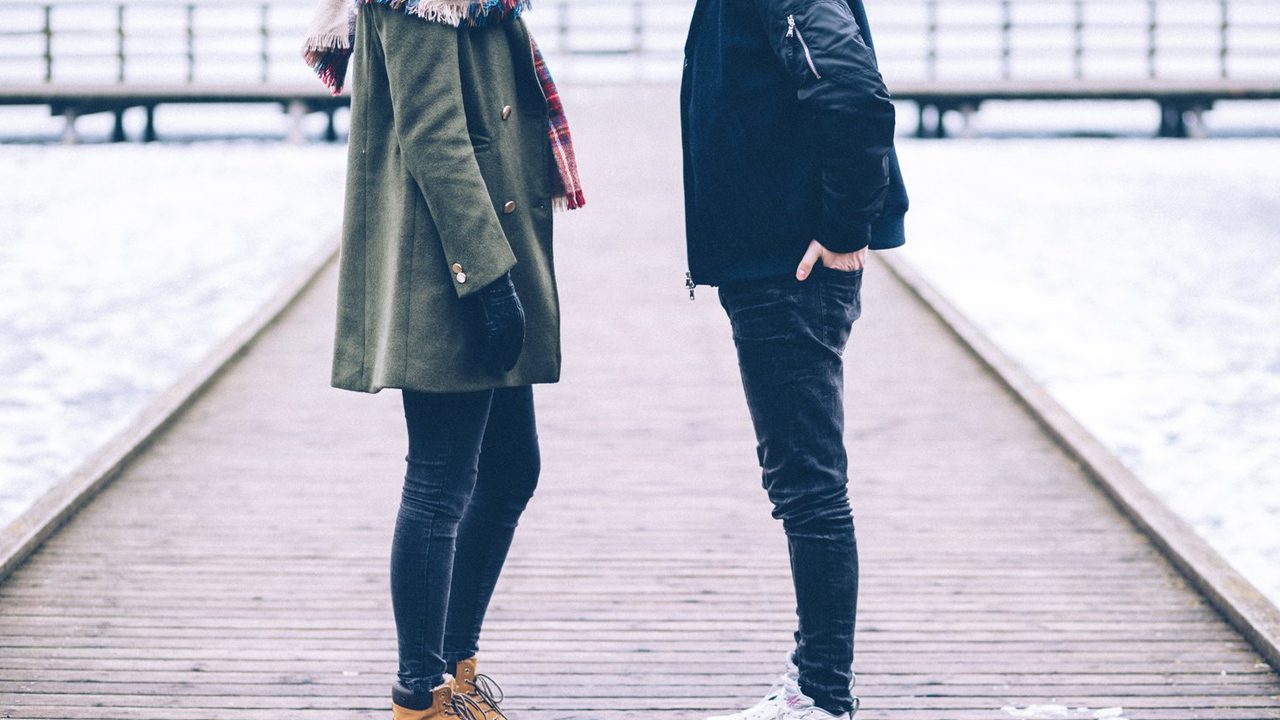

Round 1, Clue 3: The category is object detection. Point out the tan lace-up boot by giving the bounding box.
[393,679,471,720]
[452,657,509,720]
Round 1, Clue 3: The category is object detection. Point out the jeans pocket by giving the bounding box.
[818,267,862,350]
[820,265,864,281]
[718,275,802,343]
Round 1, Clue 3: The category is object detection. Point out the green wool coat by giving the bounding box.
[332,3,561,394]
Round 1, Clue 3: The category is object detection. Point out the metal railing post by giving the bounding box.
[186,3,196,83]
[557,0,570,55]
[1000,0,1012,81]
[260,3,271,84]
[925,0,938,82]
[116,4,126,83]
[632,0,644,55]
[42,4,53,83]
[1219,0,1230,79]
[1147,0,1158,79]
[1073,0,1085,80]
[632,0,644,79]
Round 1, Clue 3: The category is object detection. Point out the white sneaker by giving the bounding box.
[778,674,859,720]
[703,657,799,720]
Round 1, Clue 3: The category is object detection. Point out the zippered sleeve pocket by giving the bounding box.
[785,14,823,80]
[769,1,883,88]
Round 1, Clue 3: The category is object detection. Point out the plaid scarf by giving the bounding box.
[303,0,584,211]
[532,38,585,211]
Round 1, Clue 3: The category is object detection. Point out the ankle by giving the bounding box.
[393,677,446,710]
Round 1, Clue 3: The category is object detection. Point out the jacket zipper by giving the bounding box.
[686,272,696,301]
[786,15,822,80]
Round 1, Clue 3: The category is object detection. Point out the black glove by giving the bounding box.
[473,272,526,375]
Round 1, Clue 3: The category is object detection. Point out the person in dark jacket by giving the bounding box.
[682,0,908,717]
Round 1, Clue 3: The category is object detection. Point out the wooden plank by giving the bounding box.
[880,251,1280,675]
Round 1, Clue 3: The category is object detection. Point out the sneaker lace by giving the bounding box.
[780,676,814,719]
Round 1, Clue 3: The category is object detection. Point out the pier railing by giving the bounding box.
[0,1,317,86]
[0,0,1277,138]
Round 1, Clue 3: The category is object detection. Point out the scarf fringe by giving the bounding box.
[388,0,531,27]
[551,190,586,213]
[303,47,353,95]
[302,31,353,53]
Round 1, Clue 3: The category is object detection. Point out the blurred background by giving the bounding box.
[0,0,1277,611]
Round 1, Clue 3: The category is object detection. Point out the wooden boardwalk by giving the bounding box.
[2,85,1279,719]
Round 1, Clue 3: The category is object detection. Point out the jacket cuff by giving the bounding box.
[818,221,872,254]
[870,212,906,250]
[445,242,518,300]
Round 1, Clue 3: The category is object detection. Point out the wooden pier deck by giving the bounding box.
[2,85,1279,719]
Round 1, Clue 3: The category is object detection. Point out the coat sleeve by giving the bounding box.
[373,5,517,298]
[755,0,896,253]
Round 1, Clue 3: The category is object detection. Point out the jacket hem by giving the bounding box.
[331,369,561,395]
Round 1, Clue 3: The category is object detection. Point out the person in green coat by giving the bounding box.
[303,1,585,718]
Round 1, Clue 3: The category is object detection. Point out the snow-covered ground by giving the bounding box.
[896,131,1280,607]
[0,122,346,525]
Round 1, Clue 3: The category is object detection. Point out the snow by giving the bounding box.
[896,133,1280,609]
[0,137,346,526]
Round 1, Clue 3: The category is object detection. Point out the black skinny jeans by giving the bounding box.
[393,386,540,698]
[718,266,864,716]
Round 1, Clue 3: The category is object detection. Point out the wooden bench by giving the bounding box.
[890,79,1280,137]
[0,84,348,143]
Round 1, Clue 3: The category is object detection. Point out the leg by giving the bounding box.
[393,389,494,702]
[111,108,127,142]
[143,105,158,143]
[718,267,864,716]
[443,386,541,665]
[60,107,79,145]
[287,99,307,144]
[325,108,339,142]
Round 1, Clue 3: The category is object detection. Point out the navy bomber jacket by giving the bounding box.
[681,0,909,286]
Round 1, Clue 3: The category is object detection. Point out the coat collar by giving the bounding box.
[302,0,530,94]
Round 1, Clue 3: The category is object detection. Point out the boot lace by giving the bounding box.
[473,674,509,720]
[449,691,488,720]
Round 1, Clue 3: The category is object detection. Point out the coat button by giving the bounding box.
[501,105,513,120]
[503,200,517,214]
[451,262,463,274]
[456,272,468,284]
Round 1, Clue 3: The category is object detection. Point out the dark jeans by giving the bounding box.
[392,386,540,700]
[718,266,863,716]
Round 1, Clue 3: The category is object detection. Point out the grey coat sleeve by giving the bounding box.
[756,0,896,253]
[372,5,517,297]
